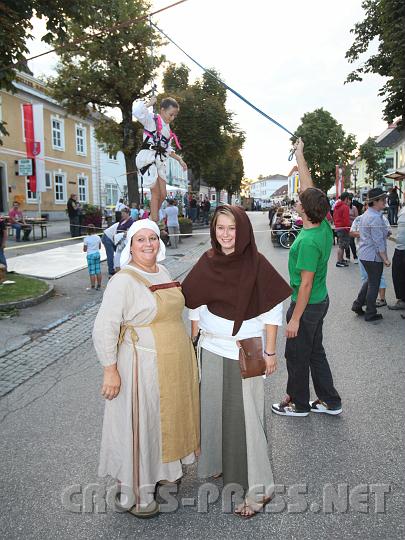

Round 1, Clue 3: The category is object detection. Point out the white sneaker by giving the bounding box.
[310,399,342,415]
[354,259,359,264]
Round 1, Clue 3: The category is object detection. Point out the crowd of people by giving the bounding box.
[329,187,405,319]
[91,138,347,521]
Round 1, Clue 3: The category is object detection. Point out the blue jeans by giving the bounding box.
[101,234,115,275]
[359,260,386,288]
[0,247,6,269]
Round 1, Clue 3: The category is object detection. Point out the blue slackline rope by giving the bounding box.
[151,22,297,161]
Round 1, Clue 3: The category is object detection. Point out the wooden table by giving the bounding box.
[24,218,48,241]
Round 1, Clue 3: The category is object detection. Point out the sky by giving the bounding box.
[26,0,388,180]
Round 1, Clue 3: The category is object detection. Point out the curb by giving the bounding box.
[0,281,54,310]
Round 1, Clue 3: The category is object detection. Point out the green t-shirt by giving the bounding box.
[288,219,333,304]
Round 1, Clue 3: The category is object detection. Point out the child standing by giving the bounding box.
[83,224,102,290]
[133,96,187,222]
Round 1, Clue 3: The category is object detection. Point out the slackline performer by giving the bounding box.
[133,96,187,222]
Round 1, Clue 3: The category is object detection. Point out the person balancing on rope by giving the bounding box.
[133,96,187,222]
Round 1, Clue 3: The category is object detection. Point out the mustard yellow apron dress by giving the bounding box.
[118,269,200,502]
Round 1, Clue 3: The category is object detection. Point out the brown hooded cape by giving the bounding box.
[181,205,292,335]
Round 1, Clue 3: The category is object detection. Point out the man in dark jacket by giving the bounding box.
[387,187,400,225]
[333,192,351,267]
[67,194,80,237]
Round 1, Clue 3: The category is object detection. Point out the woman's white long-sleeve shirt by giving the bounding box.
[188,303,283,360]
[132,101,173,155]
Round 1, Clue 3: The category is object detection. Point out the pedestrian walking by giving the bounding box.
[182,205,291,519]
[388,206,405,311]
[67,194,80,238]
[115,198,126,223]
[101,222,118,277]
[113,208,134,272]
[0,217,7,269]
[83,224,102,290]
[202,197,211,225]
[345,196,359,263]
[93,220,199,519]
[387,187,399,225]
[130,203,139,221]
[272,138,342,418]
[164,199,180,248]
[351,188,391,322]
[333,192,351,267]
[350,204,390,308]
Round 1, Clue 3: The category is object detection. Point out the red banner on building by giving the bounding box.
[22,103,39,193]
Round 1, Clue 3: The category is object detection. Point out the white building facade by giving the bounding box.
[250,174,288,201]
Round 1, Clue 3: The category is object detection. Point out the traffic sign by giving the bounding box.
[18,159,33,176]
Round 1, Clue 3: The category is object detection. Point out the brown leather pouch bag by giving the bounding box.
[238,337,266,379]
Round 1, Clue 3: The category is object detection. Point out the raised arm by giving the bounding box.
[295,138,314,192]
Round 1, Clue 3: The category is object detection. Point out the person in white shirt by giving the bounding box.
[164,199,180,248]
[133,96,187,222]
[83,224,102,290]
[115,199,126,223]
[182,205,291,519]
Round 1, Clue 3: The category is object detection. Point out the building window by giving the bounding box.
[45,171,52,189]
[105,183,118,206]
[76,125,87,155]
[78,175,88,203]
[385,157,394,170]
[26,178,38,203]
[54,173,66,203]
[51,117,64,150]
[108,152,117,161]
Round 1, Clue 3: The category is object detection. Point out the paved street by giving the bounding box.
[0,221,211,357]
[0,212,404,539]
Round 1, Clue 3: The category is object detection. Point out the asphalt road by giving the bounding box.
[0,212,404,540]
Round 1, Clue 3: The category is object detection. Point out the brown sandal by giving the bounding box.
[234,496,272,519]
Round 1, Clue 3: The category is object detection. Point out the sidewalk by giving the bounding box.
[0,221,211,359]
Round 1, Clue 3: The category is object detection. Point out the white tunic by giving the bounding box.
[93,265,194,508]
[133,101,173,187]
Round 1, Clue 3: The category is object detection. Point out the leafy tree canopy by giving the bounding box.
[47,0,164,204]
[162,64,244,193]
[345,0,405,125]
[293,108,357,192]
[359,136,388,187]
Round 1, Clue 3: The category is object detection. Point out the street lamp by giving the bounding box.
[352,166,358,195]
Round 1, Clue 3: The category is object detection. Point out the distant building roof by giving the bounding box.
[376,127,405,148]
[252,174,288,185]
[272,184,288,197]
[287,166,298,177]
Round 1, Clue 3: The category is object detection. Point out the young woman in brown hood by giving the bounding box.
[182,204,291,518]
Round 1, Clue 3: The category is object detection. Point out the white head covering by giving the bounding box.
[120,219,166,267]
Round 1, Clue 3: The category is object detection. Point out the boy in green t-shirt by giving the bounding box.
[272,139,342,417]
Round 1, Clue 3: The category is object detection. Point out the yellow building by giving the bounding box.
[0,72,98,218]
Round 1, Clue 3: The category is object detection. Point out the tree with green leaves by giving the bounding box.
[161,64,242,193]
[359,136,388,187]
[47,0,164,204]
[203,133,245,202]
[345,0,405,125]
[293,108,357,192]
[0,0,85,140]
